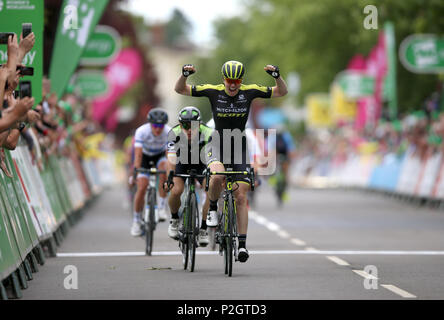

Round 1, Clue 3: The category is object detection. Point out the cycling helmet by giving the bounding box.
[178,106,201,123]
[221,60,245,80]
[147,108,168,124]
[206,118,215,129]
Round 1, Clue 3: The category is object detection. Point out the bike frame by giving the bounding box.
[204,168,255,276]
[168,170,205,272]
[135,167,166,255]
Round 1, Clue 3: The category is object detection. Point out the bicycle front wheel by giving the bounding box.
[189,193,199,272]
[225,194,235,277]
[180,207,189,270]
[145,189,156,256]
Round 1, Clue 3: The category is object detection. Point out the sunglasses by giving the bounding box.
[151,123,165,129]
[180,121,199,130]
[224,78,242,85]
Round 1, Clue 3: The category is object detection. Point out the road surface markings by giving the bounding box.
[326,256,350,266]
[57,250,444,258]
[381,284,417,298]
[250,210,310,248]
[277,230,291,239]
[291,238,306,246]
[352,269,378,280]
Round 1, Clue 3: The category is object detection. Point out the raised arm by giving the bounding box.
[174,64,196,96]
[264,65,288,98]
[18,32,36,64]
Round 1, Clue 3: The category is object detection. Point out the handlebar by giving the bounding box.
[135,168,167,175]
[164,170,207,192]
[204,168,255,192]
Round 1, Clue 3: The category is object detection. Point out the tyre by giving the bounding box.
[145,189,156,255]
[226,194,234,277]
[181,205,189,270]
[189,193,199,272]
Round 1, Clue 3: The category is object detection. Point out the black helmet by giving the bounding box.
[221,60,245,80]
[178,106,201,123]
[147,108,168,124]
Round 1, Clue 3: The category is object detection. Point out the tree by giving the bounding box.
[165,8,193,47]
[190,0,444,115]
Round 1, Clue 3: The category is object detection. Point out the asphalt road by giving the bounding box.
[19,182,444,300]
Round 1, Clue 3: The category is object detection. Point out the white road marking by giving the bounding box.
[381,284,417,298]
[265,222,281,232]
[326,256,350,266]
[250,211,308,246]
[277,230,291,239]
[57,250,444,258]
[305,247,318,251]
[291,238,306,246]
[352,269,378,280]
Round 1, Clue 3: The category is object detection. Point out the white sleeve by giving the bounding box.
[134,126,145,148]
[246,129,262,159]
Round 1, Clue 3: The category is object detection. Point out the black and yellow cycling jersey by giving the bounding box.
[191,84,273,132]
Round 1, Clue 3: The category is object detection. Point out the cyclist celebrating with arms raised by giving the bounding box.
[174,60,288,262]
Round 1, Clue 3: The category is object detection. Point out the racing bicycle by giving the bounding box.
[136,166,166,255]
[166,169,206,272]
[205,167,255,277]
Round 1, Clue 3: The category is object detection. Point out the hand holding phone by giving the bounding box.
[0,32,16,45]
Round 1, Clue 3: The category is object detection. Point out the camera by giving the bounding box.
[0,32,16,45]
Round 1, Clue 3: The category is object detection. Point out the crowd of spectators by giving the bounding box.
[0,30,103,179]
[295,93,444,176]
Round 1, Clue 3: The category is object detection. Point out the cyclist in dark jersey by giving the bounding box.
[166,106,214,247]
[175,60,288,262]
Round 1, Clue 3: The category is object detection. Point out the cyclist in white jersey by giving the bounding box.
[130,108,171,236]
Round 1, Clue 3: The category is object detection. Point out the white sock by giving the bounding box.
[133,211,142,222]
[159,197,167,209]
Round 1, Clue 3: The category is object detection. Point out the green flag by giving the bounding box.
[0,0,44,106]
[49,0,109,98]
[384,21,398,120]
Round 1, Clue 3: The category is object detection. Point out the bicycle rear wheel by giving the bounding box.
[145,189,156,256]
[189,193,199,272]
[219,202,228,274]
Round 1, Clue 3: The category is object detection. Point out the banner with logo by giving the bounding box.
[92,48,143,131]
[0,0,43,106]
[72,70,109,98]
[335,71,375,99]
[49,0,109,98]
[330,83,356,124]
[80,25,121,66]
[400,34,444,74]
[306,93,332,129]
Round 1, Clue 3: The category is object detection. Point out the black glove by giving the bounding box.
[182,64,195,77]
[266,65,280,79]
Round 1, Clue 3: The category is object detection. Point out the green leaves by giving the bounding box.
[188,0,444,114]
